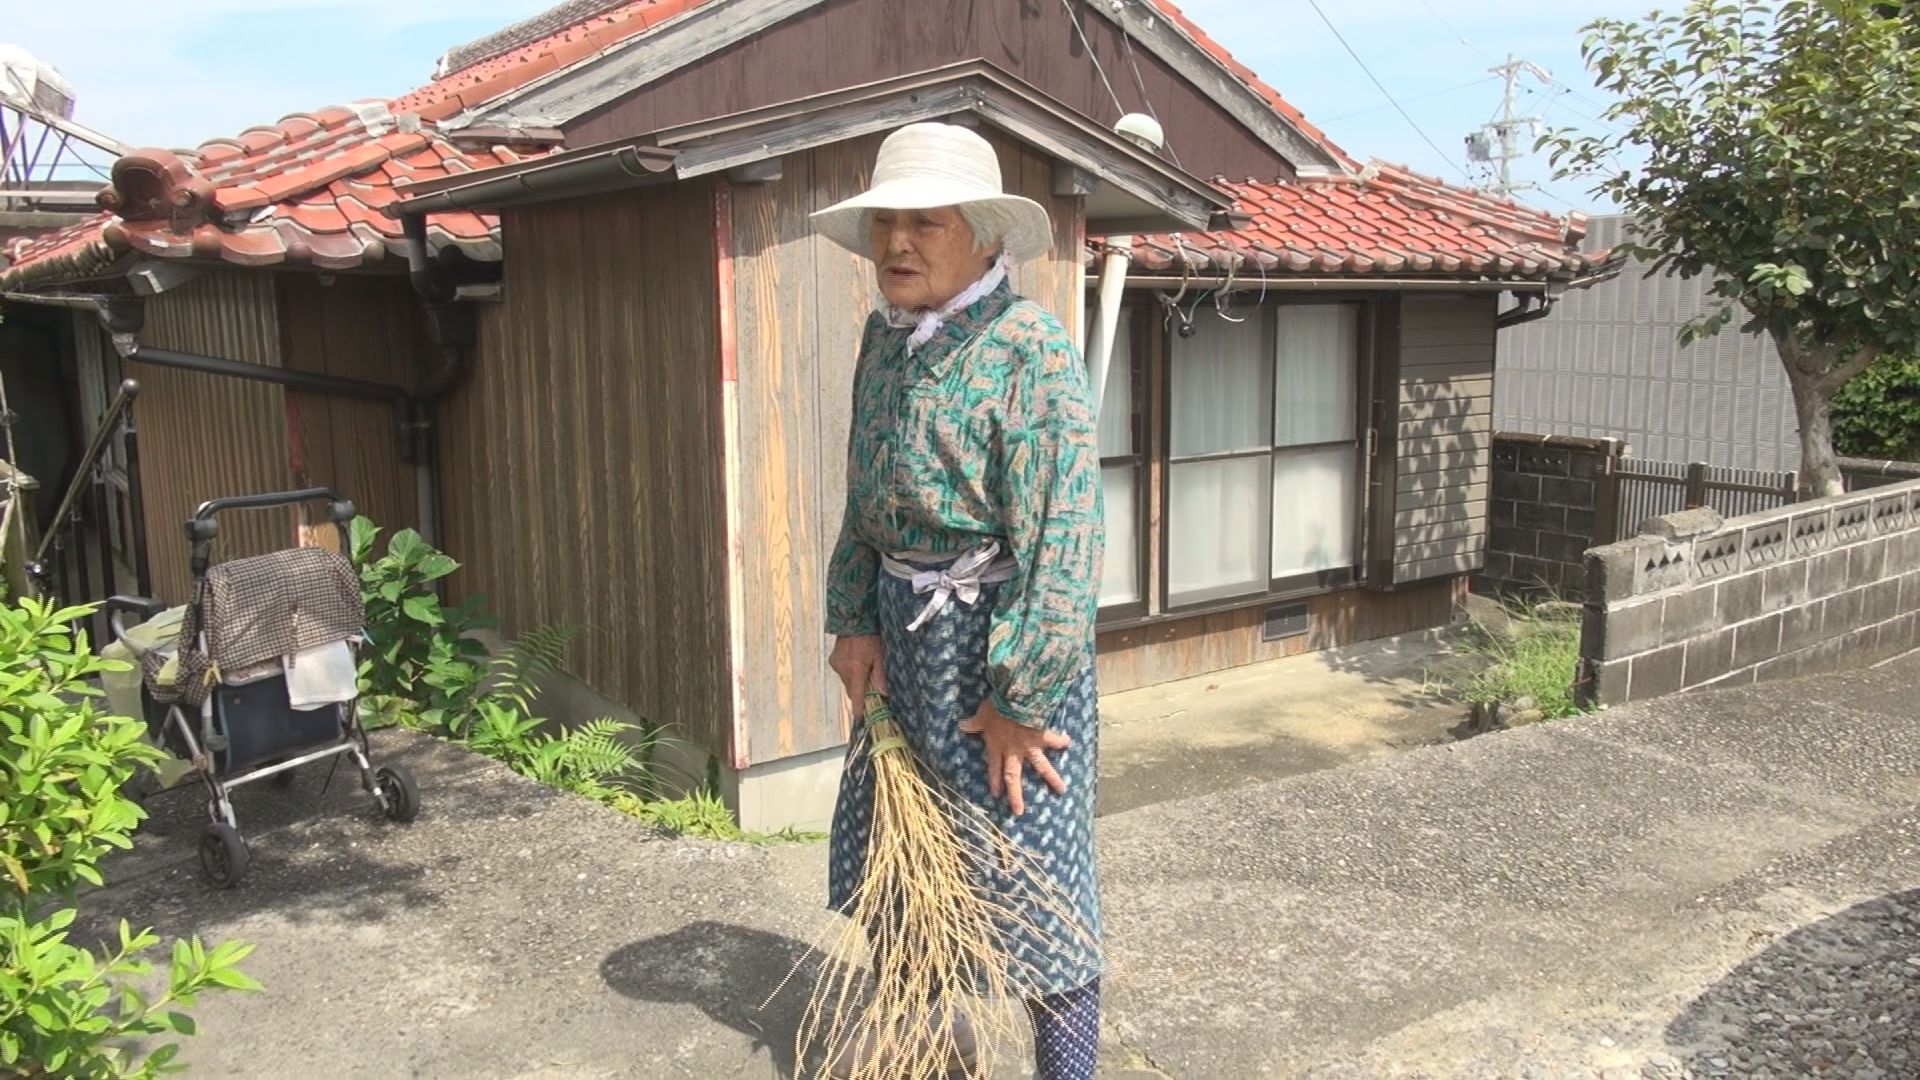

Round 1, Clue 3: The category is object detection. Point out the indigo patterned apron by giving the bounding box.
[826,548,1104,998]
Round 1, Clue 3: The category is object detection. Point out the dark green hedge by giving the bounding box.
[1833,353,1920,462]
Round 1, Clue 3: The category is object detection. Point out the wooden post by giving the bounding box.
[1593,453,1620,545]
[1782,469,1802,506]
[1684,461,1708,510]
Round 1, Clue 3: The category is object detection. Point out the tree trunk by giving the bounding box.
[1773,331,1879,500]
[1788,372,1846,498]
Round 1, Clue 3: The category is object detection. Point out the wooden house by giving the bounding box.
[0,0,1608,829]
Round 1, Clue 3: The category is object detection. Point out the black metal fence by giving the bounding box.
[1593,455,1920,544]
[1596,458,1801,543]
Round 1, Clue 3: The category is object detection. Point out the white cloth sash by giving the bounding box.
[880,542,1017,631]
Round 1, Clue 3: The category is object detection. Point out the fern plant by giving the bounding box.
[349,523,772,842]
[463,623,575,734]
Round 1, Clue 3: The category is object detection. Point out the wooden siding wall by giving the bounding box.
[276,275,421,536]
[135,272,294,602]
[1096,578,1463,693]
[437,183,732,760]
[728,131,1082,765]
[1393,293,1496,584]
[566,0,1295,183]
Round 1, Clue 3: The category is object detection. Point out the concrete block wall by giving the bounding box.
[1481,433,1623,596]
[1578,477,1920,706]
[1841,456,1920,492]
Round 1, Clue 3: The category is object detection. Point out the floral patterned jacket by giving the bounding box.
[825,279,1103,728]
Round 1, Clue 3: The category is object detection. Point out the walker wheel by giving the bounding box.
[374,764,420,823]
[198,823,250,889]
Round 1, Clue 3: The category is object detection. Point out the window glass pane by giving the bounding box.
[1096,306,1134,457]
[1272,445,1359,577]
[1100,466,1140,606]
[1169,456,1270,605]
[1274,304,1359,446]
[1170,309,1269,457]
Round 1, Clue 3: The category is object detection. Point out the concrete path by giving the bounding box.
[79,653,1920,1079]
[1097,632,1467,818]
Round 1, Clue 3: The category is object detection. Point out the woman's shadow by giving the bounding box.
[599,920,848,1079]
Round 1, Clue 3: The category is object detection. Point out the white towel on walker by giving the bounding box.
[284,640,358,708]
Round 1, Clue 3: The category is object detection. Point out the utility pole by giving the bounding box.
[1465,54,1551,199]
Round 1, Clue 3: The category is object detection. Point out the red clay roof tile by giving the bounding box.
[1117,166,1602,281]
[0,99,528,288]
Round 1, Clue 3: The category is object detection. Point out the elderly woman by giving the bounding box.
[813,121,1106,1079]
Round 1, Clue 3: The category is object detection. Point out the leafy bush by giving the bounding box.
[350,517,491,731]
[1833,352,1920,462]
[3,914,258,1079]
[348,521,762,842]
[0,603,156,902]
[1432,596,1586,721]
[1,598,258,1077]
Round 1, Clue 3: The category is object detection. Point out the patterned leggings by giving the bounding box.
[1026,980,1101,1080]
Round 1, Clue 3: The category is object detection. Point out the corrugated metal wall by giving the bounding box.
[134,272,294,601]
[437,182,732,762]
[1496,213,1799,471]
[276,274,421,536]
[728,131,1085,766]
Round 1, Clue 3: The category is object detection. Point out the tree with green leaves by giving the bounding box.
[1547,0,1920,495]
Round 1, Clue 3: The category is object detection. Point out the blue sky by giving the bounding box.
[13,0,1652,215]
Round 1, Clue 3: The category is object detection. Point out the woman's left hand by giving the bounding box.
[959,701,1072,816]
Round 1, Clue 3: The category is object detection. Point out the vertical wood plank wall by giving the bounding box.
[437,183,733,761]
[276,274,421,537]
[1394,293,1496,584]
[729,132,1083,765]
[135,272,294,601]
[564,0,1294,184]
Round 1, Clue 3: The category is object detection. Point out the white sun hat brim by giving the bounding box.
[809,123,1056,261]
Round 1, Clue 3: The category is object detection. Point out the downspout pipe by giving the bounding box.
[403,214,457,305]
[121,343,411,402]
[397,210,481,552]
[1086,237,1133,419]
[1086,113,1164,419]
[114,342,421,517]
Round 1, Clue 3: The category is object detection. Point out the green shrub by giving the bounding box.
[350,517,491,732]
[0,602,155,902]
[0,598,258,1077]
[348,521,766,842]
[1433,597,1586,721]
[1833,352,1920,462]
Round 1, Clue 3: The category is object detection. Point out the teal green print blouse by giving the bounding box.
[825,279,1104,729]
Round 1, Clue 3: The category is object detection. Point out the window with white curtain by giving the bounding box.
[1096,306,1143,610]
[1272,305,1361,579]
[1168,302,1364,607]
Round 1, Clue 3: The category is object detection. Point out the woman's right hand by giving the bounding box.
[829,634,887,710]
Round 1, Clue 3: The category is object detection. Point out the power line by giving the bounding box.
[1465,54,1551,198]
[1531,184,1583,211]
[1527,83,1625,135]
[1060,0,1126,122]
[1417,0,1496,63]
[1112,3,1182,168]
[1541,75,1618,119]
[1323,76,1498,122]
[1303,0,1472,182]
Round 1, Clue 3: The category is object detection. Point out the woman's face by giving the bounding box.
[869,206,991,311]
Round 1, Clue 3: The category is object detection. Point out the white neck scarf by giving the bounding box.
[880,252,1012,354]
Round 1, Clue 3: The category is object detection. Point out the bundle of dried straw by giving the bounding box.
[779,691,1098,1079]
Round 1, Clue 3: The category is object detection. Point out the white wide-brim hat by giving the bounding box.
[810,122,1055,262]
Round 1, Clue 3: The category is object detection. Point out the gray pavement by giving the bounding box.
[78,652,1920,1079]
[1097,631,1468,818]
